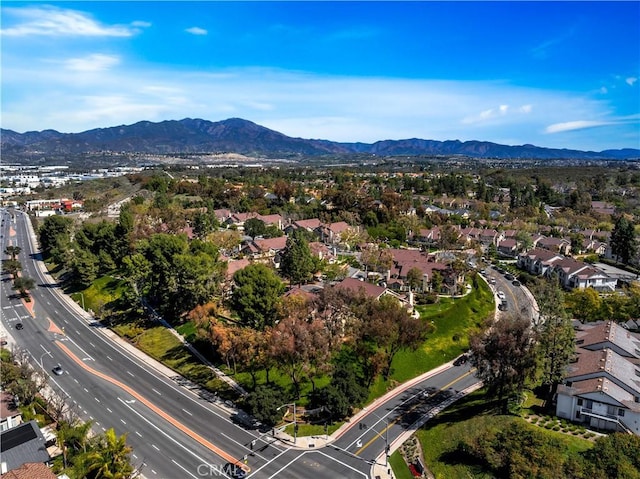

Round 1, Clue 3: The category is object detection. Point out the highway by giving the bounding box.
[1,207,484,478]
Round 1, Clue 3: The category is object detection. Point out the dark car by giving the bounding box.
[453,354,469,366]
[222,463,247,479]
[512,280,521,287]
[15,323,23,330]
[52,365,64,376]
[505,273,515,280]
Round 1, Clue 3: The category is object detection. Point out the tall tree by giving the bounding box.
[280,230,314,286]
[532,279,575,402]
[358,295,429,380]
[231,264,284,330]
[38,215,73,261]
[610,215,637,264]
[406,267,424,292]
[470,314,537,413]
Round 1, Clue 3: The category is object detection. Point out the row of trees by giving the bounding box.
[3,245,36,297]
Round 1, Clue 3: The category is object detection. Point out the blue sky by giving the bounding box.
[2,1,639,151]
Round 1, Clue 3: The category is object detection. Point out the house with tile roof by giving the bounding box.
[517,248,564,275]
[550,257,616,291]
[556,321,640,435]
[536,236,572,255]
[318,221,353,245]
[0,462,57,479]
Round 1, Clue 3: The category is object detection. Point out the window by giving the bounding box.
[577,398,583,406]
[619,409,625,417]
[575,410,581,419]
[607,405,617,416]
[567,381,573,387]
[585,400,593,409]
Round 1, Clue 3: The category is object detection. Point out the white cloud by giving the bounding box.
[519,105,533,113]
[0,6,149,37]
[185,27,208,36]
[626,77,638,86]
[545,120,612,134]
[63,54,120,72]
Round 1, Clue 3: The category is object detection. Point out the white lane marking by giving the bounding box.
[73,379,79,384]
[106,356,113,361]
[181,408,192,416]
[95,398,100,403]
[83,387,88,392]
[171,459,199,479]
[96,422,100,426]
[152,388,161,395]
[89,416,94,420]
[314,450,368,478]
[135,431,142,437]
[120,419,126,425]
[63,319,68,324]
[117,398,214,467]
[106,407,113,413]
[102,427,106,431]
[126,370,134,377]
[89,342,96,348]
[151,444,159,451]
[151,470,157,475]
[133,454,137,459]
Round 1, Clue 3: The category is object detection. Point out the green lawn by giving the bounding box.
[125,325,232,398]
[389,450,415,479]
[368,277,494,401]
[70,275,128,313]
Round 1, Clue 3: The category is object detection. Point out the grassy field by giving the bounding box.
[368,276,494,401]
[412,390,593,479]
[69,275,127,314]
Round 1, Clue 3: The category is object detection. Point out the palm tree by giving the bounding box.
[82,428,134,479]
[13,276,35,298]
[2,259,22,277]
[56,420,92,470]
[4,245,21,260]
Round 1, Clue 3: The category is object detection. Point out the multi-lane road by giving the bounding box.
[1,207,484,478]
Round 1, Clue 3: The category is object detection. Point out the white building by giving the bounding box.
[556,321,640,435]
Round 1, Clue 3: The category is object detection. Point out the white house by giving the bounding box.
[556,321,640,435]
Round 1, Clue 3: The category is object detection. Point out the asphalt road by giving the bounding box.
[1,208,485,479]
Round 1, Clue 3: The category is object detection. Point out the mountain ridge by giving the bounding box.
[1,117,638,160]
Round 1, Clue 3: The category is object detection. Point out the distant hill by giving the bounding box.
[1,117,638,160]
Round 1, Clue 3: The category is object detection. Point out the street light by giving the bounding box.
[39,349,52,372]
[79,292,85,310]
[360,410,391,468]
[276,402,297,444]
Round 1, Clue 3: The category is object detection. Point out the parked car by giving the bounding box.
[512,280,521,287]
[505,273,515,280]
[497,291,506,300]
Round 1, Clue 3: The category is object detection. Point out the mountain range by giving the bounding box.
[1,117,638,161]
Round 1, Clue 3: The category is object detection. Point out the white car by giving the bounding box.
[497,291,506,300]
